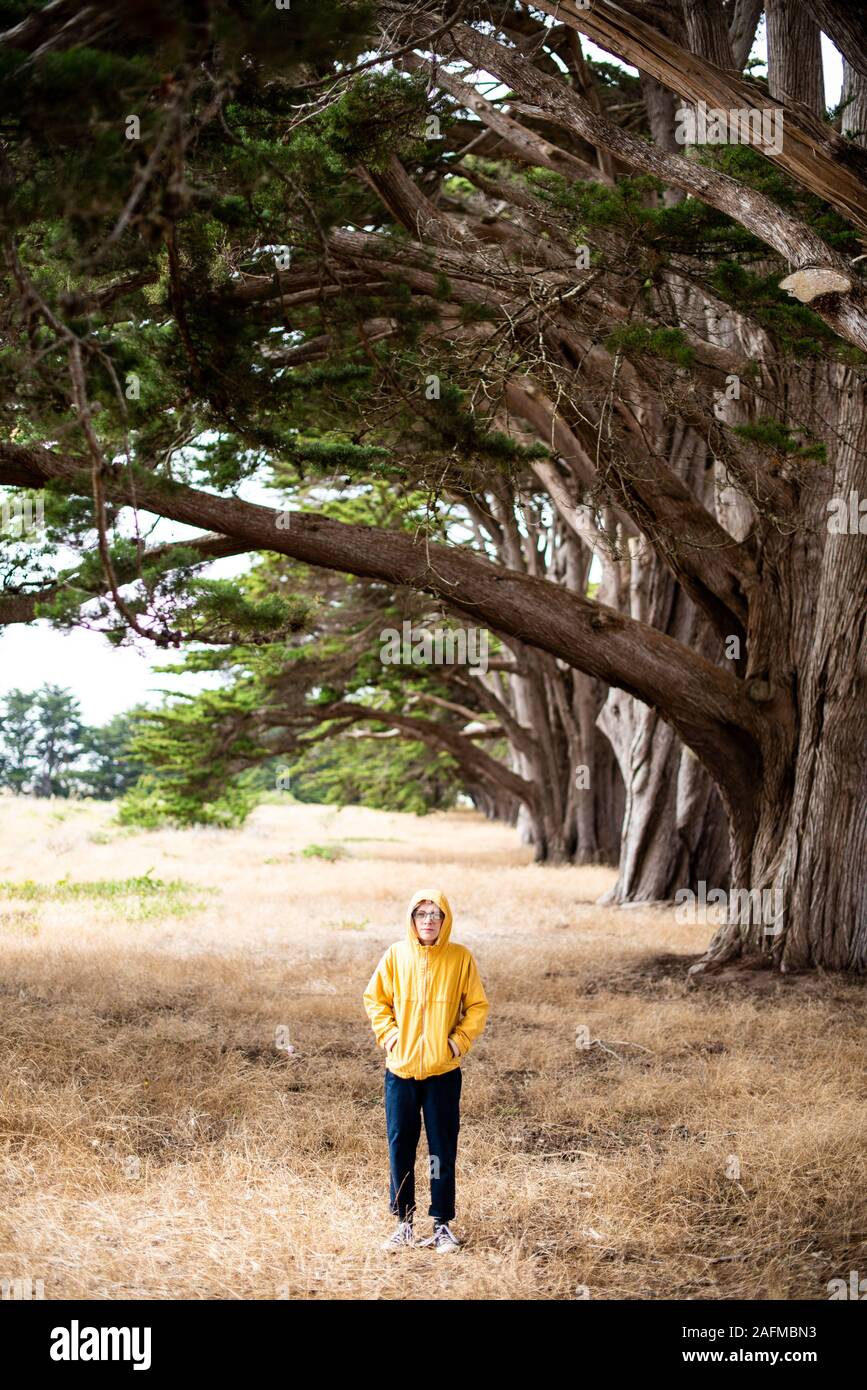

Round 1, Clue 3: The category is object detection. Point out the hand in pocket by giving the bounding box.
[386,1035,398,1052]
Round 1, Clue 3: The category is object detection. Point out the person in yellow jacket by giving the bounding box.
[362,887,489,1252]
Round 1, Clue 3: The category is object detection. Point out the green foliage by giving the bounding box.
[732,419,827,463]
[708,260,855,361]
[416,381,551,465]
[529,171,664,231]
[77,711,147,799]
[0,872,208,920]
[0,684,141,797]
[525,161,863,364]
[0,687,40,795]
[172,579,310,644]
[117,675,274,827]
[586,58,642,98]
[702,144,862,257]
[117,770,262,829]
[288,438,392,473]
[37,546,314,648]
[0,0,377,252]
[288,730,461,815]
[605,323,695,368]
[301,842,348,861]
[311,70,432,173]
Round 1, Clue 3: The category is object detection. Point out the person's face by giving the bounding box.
[412,901,443,944]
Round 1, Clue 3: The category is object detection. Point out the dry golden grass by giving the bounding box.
[0,794,864,1300]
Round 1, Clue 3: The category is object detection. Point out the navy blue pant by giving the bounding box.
[385,1066,462,1223]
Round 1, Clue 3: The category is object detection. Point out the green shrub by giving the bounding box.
[300,843,347,862]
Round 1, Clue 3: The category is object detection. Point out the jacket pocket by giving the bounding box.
[388,1000,419,1073]
[425,1000,459,1072]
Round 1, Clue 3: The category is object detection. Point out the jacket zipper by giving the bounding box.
[420,949,428,1074]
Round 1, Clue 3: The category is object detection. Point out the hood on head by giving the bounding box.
[406,888,453,950]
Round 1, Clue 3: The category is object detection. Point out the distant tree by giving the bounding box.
[77,709,145,799]
[282,731,462,815]
[29,684,83,796]
[0,688,38,794]
[0,685,144,798]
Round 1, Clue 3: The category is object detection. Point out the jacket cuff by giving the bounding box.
[383,1028,400,1050]
[448,1036,462,1057]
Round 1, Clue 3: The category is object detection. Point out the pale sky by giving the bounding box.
[0,548,253,725]
[0,28,846,726]
[0,492,266,725]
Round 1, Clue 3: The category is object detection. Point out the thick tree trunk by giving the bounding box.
[503,653,576,864]
[468,783,520,824]
[598,696,730,904]
[841,60,867,146]
[682,0,733,70]
[793,0,867,81]
[691,372,867,973]
[597,529,731,903]
[573,669,623,865]
[729,0,763,72]
[531,807,575,866]
[697,708,867,973]
[508,665,622,866]
[766,0,825,115]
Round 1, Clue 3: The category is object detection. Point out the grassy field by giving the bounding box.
[0,794,864,1301]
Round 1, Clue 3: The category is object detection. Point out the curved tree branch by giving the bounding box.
[0,438,762,821]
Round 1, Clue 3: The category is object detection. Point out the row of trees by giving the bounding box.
[118,516,628,857]
[0,674,461,816]
[0,1,864,972]
[0,685,140,798]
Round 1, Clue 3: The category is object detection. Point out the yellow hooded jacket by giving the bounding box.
[362,888,489,1080]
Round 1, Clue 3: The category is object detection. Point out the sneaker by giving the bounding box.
[419,1222,461,1252]
[381,1220,416,1251]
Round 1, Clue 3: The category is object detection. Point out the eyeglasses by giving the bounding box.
[413,910,443,922]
